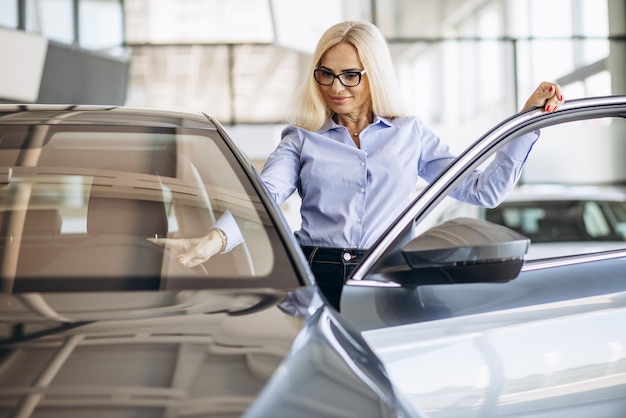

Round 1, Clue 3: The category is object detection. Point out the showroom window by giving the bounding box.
[26,0,75,44]
[124,0,273,44]
[79,0,124,51]
[0,1,18,28]
[395,0,611,126]
[516,0,610,100]
[3,0,617,127]
[2,0,124,54]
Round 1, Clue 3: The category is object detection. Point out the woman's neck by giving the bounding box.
[334,111,373,136]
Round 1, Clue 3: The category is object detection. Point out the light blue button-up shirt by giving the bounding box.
[258,115,539,249]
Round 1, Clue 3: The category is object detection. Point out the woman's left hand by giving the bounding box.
[521,81,564,112]
[148,230,223,268]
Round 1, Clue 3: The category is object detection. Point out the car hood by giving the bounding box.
[1,288,414,417]
[1,288,300,416]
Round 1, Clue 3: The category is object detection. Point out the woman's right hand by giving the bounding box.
[148,229,224,268]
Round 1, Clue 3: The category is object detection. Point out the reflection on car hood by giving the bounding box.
[1,288,413,417]
[363,291,626,417]
[2,289,300,416]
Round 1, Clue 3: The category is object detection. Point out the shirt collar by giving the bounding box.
[317,115,394,134]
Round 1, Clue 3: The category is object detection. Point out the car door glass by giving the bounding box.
[498,207,545,236]
[583,201,612,237]
[605,201,626,239]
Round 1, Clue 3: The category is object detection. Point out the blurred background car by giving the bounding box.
[485,184,626,242]
[487,183,626,258]
[432,183,626,259]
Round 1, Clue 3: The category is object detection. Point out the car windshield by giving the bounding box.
[0,122,299,292]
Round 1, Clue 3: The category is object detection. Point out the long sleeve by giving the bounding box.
[449,131,540,208]
[259,126,302,207]
[211,210,243,253]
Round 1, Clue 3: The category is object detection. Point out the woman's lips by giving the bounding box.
[329,95,351,105]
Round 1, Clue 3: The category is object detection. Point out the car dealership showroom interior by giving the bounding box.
[1,1,626,417]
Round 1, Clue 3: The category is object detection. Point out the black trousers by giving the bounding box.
[300,246,368,311]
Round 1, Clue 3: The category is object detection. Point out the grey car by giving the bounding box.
[1,96,626,417]
[433,183,626,259]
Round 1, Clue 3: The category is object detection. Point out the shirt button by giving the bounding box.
[360,162,365,166]
[356,218,362,223]
[359,188,365,193]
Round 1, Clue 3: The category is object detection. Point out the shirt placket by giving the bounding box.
[351,156,368,248]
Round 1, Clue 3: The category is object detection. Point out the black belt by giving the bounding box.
[301,246,368,263]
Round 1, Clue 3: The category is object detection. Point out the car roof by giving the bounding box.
[504,184,626,203]
[0,104,216,129]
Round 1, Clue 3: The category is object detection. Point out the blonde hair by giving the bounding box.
[288,21,407,131]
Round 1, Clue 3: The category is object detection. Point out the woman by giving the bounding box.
[156,21,564,310]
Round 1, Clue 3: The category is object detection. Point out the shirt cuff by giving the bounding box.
[499,130,540,162]
[211,210,244,253]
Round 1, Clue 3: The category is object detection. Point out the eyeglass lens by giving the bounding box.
[314,69,364,87]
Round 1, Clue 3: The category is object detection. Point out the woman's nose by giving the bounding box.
[331,78,345,92]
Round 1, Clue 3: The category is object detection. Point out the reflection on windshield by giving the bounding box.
[0,126,289,291]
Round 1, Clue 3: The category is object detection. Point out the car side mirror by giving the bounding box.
[399,217,530,286]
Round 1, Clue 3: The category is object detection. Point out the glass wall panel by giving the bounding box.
[0,0,18,28]
[26,0,74,44]
[394,0,612,128]
[529,0,573,37]
[581,0,609,36]
[580,0,610,63]
[124,0,273,44]
[585,70,612,97]
[79,0,123,51]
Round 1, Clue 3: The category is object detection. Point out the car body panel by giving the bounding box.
[362,290,626,417]
[343,248,626,330]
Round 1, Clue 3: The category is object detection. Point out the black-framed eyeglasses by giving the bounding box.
[313,68,367,87]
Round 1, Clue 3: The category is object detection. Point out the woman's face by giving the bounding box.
[317,43,372,118]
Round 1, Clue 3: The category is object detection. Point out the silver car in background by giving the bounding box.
[435,183,626,259]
